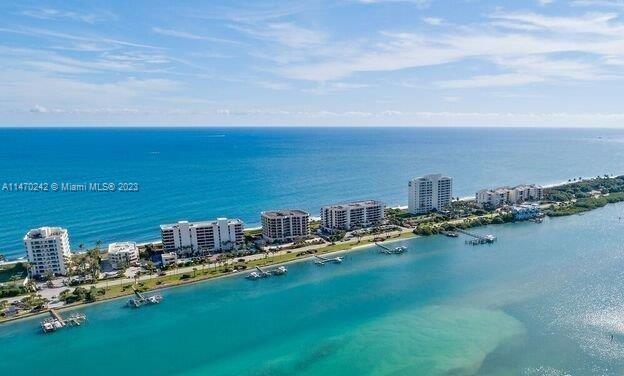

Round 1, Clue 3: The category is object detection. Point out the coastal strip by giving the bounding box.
[2,174,622,325]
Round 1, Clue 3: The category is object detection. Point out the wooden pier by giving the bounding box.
[456,229,497,245]
[374,243,407,254]
[49,309,65,326]
[129,286,163,308]
[314,255,343,265]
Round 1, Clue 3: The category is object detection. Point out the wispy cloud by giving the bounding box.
[438,56,611,88]
[0,26,161,49]
[422,17,445,26]
[151,27,240,44]
[354,0,431,7]
[571,0,624,8]
[230,22,327,48]
[20,8,115,23]
[303,82,370,94]
[258,11,624,85]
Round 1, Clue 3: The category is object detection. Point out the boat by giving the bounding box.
[147,295,162,304]
[272,266,288,275]
[246,271,262,280]
[443,231,459,237]
[41,319,58,333]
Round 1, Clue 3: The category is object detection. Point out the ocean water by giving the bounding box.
[1,127,623,259]
[2,203,624,375]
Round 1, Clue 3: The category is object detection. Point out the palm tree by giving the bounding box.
[192,268,198,278]
[9,274,21,287]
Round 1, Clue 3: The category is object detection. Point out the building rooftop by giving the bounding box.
[322,200,385,210]
[411,174,452,181]
[160,218,243,230]
[108,242,137,254]
[24,226,67,240]
[478,184,543,194]
[261,209,310,218]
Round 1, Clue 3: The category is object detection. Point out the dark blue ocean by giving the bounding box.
[1,127,623,259]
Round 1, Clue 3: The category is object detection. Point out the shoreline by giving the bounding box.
[0,234,415,325]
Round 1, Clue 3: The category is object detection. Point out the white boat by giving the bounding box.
[41,321,55,333]
[147,295,162,304]
[272,266,288,275]
[246,271,262,280]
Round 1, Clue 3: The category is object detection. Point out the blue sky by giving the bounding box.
[2,0,624,126]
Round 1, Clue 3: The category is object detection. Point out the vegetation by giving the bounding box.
[59,286,105,304]
[0,284,26,298]
[20,294,48,311]
[545,191,624,217]
[0,263,27,284]
[543,176,624,216]
[544,176,624,202]
[413,213,514,236]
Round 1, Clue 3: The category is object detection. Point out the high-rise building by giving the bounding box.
[24,226,72,277]
[408,174,453,214]
[261,210,310,242]
[321,200,385,231]
[160,218,244,254]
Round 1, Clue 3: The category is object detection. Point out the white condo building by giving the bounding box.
[476,184,543,208]
[321,200,385,231]
[408,174,453,214]
[24,226,72,277]
[108,242,139,269]
[160,218,244,254]
[261,210,310,243]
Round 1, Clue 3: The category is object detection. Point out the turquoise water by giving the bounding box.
[2,203,624,375]
[2,127,624,259]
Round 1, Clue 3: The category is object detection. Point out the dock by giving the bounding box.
[255,266,271,277]
[314,255,343,265]
[49,309,65,326]
[246,265,287,279]
[41,309,86,333]
[456,229,497,245]
[375,242,407,254]
[128,286,163,308]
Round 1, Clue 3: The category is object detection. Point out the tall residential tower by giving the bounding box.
[24,226,72,277]
[408,174,453,214]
